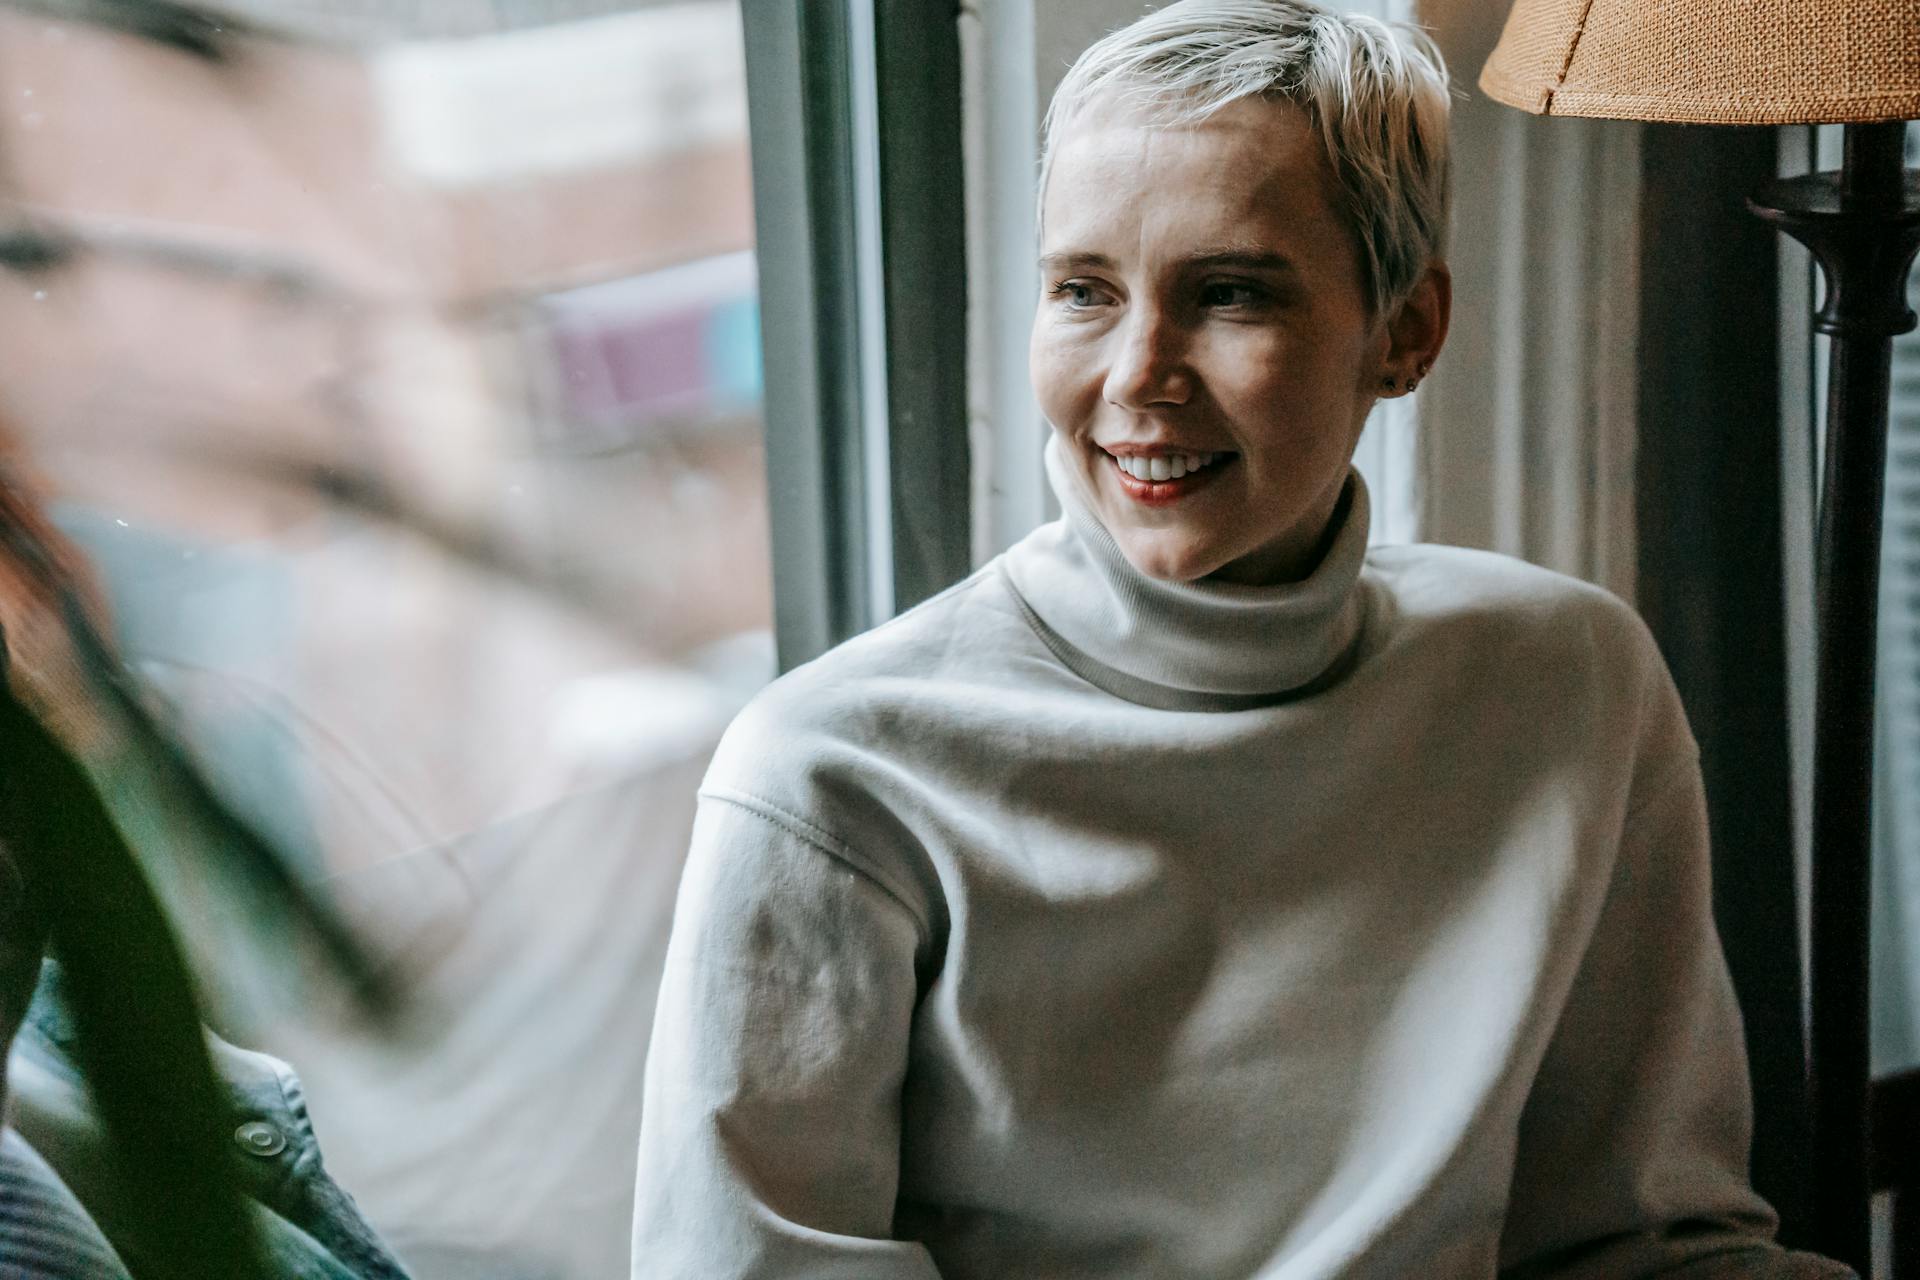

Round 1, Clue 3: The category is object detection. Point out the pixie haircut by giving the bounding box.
[1040,0,1451,316]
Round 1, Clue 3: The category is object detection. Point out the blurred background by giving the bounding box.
[0,2,769,1276]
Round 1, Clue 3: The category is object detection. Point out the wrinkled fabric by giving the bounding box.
[634,469,1853,1278]
[5,962,412,1280]
[0,1128,131,1280]
[1002,440,1370,706]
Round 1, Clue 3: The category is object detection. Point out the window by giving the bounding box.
[1778,124,1920,1080]
[1778,118,1920,1274]
[1865,123,1920,1078]
[0,4,771,1276]
[739,0,970,670]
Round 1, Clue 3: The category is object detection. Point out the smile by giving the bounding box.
[1109,451,1224,482]
[1102,448,1235,505]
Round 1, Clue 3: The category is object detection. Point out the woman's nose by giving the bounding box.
[1102,308,1192,410]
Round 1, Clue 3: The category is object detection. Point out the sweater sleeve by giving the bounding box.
[1496,750,1853,1280]
[630,792,942,1280]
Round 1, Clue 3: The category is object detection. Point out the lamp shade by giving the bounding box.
[1479,0,1920,124]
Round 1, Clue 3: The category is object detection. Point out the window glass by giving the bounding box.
[0,3,768,1276]
[1869,122,1920,1078]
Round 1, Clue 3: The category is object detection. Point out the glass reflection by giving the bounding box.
[0,3,768,1276]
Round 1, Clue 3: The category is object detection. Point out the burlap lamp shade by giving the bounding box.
[1480,0,1920,124]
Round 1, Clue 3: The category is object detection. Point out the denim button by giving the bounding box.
[234,1121,287,1158]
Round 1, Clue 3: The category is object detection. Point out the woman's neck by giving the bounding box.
[999,436,1372,713]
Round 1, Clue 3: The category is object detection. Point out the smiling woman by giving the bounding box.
[627,3,1853,1278]
[1031,94,1448,583]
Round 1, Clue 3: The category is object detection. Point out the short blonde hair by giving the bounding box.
[1040,0,1451,315]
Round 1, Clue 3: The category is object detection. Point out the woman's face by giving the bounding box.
[1031,96,1408,585]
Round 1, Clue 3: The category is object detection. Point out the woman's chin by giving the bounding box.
[1112,535,1223,585]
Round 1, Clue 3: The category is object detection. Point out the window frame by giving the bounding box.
[741,0,971,673]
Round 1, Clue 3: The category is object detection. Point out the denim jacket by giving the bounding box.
[3,960,413,1280]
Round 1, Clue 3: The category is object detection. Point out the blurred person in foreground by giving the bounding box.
[0,449,411,1280]
[629,2,1849,1276]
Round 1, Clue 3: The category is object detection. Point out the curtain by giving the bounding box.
[1413,0,1641,602]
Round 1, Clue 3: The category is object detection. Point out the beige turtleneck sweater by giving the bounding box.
[629,440,1848,1279]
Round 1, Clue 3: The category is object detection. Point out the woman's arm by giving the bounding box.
[1496,750,1852,1280]
[630,793,942,1279]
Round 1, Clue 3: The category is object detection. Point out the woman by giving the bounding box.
[630,3,1849,1276]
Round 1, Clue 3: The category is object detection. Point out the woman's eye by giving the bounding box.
[1048,280,1107,308]
[1199,281,1264,308]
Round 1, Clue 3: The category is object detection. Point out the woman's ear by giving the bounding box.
[1379,262,1452,394]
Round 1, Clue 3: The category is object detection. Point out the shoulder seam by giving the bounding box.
[852,563,998,645]
[699,786,934,944]
[1623,745,1700,827]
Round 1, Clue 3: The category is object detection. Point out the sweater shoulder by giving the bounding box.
[695,567,1029,931]
[1365,542,1656,664]
[701,562,1023,808]
[1363,543,1688,772]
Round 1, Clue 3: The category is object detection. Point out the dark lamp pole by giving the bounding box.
[1749,121,1920,1271]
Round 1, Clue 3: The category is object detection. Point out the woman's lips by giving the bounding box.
[1105,451,1233,506]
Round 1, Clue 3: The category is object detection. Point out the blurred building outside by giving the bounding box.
[0,2,770,1276]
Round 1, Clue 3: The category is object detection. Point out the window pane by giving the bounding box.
[0,4,769,1276]
[1871,123,1920,1078]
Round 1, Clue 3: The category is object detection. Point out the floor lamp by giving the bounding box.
[1479,2,1920,1273]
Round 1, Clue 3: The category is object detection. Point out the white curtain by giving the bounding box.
[1413,0,1642,601]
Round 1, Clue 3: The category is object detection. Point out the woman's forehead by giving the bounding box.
[1039,98,1345,261]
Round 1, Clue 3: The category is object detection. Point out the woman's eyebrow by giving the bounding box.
[1038,252,1114,274]
[1036,249,1299,274]
[1184,249,1296,273]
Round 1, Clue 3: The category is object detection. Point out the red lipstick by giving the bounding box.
[1104,451,1233,506]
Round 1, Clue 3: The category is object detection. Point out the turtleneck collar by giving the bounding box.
[1000,435,1371,712]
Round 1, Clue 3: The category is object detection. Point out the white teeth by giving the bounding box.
[1111,450,1227,481]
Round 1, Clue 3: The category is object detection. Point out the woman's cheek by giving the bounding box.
[1031,342,1094,430]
